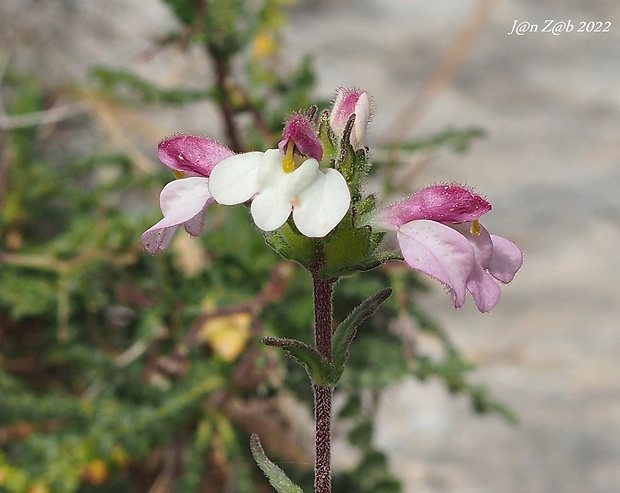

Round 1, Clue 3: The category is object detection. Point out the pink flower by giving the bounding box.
[377,185,523,312]
[329,87,371,149]
[141,135,234,254]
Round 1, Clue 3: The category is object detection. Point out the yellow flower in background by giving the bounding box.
[198,312,252,362]
[81,459,108,486]
[252,31,279,59]
[28,485,50,493]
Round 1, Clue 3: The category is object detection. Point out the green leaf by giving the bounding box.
[340,334,409,388]
[250,434,304,493]
[385,126,485,154]
[331,288,392,383]
[263,336,332,386]
[348,420,373,448]
[91,67,212,105]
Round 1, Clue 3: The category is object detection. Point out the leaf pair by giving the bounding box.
[264,288,392,387]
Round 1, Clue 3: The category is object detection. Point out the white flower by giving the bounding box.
[209,149,350,238]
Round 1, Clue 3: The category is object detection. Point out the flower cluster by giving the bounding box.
[143,86,522,311]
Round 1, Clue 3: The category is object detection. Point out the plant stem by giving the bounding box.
[206,47,243,153]
[312,273,334,493]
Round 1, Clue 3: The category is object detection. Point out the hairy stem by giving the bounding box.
[312,273,334,493]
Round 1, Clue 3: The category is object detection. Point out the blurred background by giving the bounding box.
[1,0,619,492]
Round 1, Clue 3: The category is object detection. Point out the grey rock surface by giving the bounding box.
[2,0,619,492]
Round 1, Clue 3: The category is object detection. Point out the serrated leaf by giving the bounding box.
[263,336,332,386]
[330,288,392,383]
[250,434,304,493]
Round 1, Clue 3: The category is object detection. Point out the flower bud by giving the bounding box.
[329,87,371,149]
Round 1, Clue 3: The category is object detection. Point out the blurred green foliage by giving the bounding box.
[0,0,513,492]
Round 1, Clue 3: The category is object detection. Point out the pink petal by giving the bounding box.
[452,222,494,269]
[141,177,213,254]
[141,224,180,254]
[397,220,475,308]
[158,135,235,177]
[489,235,524,283]
[278,114,323,161]
[465,263,502,312]
[380,185,491,228]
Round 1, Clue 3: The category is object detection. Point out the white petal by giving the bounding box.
[256,149,287,190]
[284,158,322,197]
[160,177,212,219]
[250,185,292,231]
[208,151,263,205]
[293,168,350,237]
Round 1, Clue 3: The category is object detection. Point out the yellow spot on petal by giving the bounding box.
[470,220,481,237]
[282,140,296,173]
[198,312,252,362]
[173,170,185,179]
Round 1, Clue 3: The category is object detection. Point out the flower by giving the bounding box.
[209,115,350,238]
[141,135,234,254]
[329,87,371,149]
[209,150,350,238]
[377,185,523,312]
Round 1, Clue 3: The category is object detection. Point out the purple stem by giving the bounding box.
[312,273,334,493]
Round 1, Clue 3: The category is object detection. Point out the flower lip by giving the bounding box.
[158,135,235,177]
[277,114,323,162]
[395,218,523,312]
[379,184,492,228]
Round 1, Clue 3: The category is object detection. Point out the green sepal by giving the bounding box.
[331,288,393,382]
[263,221,317,269]
[263,336,332,386]
[316,109,337,163]
[250,434,304,493]
[319,210,385,279]
[335,116,371,199]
